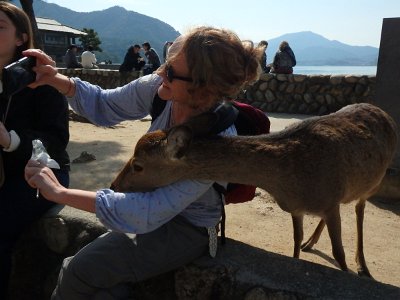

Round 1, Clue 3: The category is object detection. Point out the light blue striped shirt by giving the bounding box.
[68,74,236,233]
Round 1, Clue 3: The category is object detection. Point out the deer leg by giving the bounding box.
[325,205,348,272]
[301,219,326,252]
[291,214,304,258]
[355,198,373,278]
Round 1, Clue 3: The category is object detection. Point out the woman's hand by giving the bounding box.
[25,160,97,212]
[22,49,74,96]
[22,49,58,88]
[0,122,11,149]
[25,159,65,202]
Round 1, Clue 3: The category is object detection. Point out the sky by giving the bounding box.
[44,0,400,47]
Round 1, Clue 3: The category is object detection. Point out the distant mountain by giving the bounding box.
[28,1,378,65]
[266,31,378,66]
[29,0,180,63]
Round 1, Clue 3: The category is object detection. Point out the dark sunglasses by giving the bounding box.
[165,64,193,83]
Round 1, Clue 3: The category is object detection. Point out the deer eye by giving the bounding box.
[133,164,143,173]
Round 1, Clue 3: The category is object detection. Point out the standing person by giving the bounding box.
[81,45,98,69]
[24,25,262,300]
[258,40,270,73]
[162,41,173,63]
[64,44,82,68]
[270,40,296,74]
[118,44,145,73]
[0,2,70,299]
[142,41,161,75]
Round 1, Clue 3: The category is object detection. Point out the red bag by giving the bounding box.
[218,101,270,205]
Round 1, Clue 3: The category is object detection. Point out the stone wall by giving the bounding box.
[238,73,376,115]
[58,68,142,89]
[58,68,376,115]
[10,205,400,300]
[9,206,107,300]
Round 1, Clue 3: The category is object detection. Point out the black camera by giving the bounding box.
[0,56,36,97]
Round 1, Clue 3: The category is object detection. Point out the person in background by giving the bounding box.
[119,44,145,73]
[142,41,161,75]
[0,2,70,299]
[24,25,262,300]
[270,40,296,74]
[258,40,270,73]
[81,45,98,69]
[64,44,82,68]
[163,41,173,63]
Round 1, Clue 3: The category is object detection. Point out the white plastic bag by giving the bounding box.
[30,139,60,198]
[31,139,60,169]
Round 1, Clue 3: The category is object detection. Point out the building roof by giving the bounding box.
[36,17,87,35]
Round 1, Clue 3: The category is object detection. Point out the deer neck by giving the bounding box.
[181,135,286,190]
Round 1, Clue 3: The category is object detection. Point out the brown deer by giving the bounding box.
[111,103,397,277]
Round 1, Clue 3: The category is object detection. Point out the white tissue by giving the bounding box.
[31,139,60,169]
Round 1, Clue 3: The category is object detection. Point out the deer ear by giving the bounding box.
[166,126,193,159]
[182,112,219,137]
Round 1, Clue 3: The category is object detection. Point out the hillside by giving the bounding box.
[30,0,180,62]
[28,1,378,65]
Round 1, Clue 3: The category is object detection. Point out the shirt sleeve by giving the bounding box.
[95,125,236,233]
[95,179,214,233]
[68,74,163,127]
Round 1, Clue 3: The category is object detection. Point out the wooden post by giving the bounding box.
[374,17,400,199]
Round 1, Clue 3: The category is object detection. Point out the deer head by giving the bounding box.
[111,111,219,192]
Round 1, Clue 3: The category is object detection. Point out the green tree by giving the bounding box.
[79,28,102,52]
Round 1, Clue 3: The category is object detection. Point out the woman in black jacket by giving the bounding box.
[0,2,70,298]
[119,44,145,73]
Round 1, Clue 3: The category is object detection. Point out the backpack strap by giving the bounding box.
[209,103,240,246]
[213,182,227,245]
[150,93,167,123]
[208,102,239,135]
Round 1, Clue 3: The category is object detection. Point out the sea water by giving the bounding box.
[293,66,377,75]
